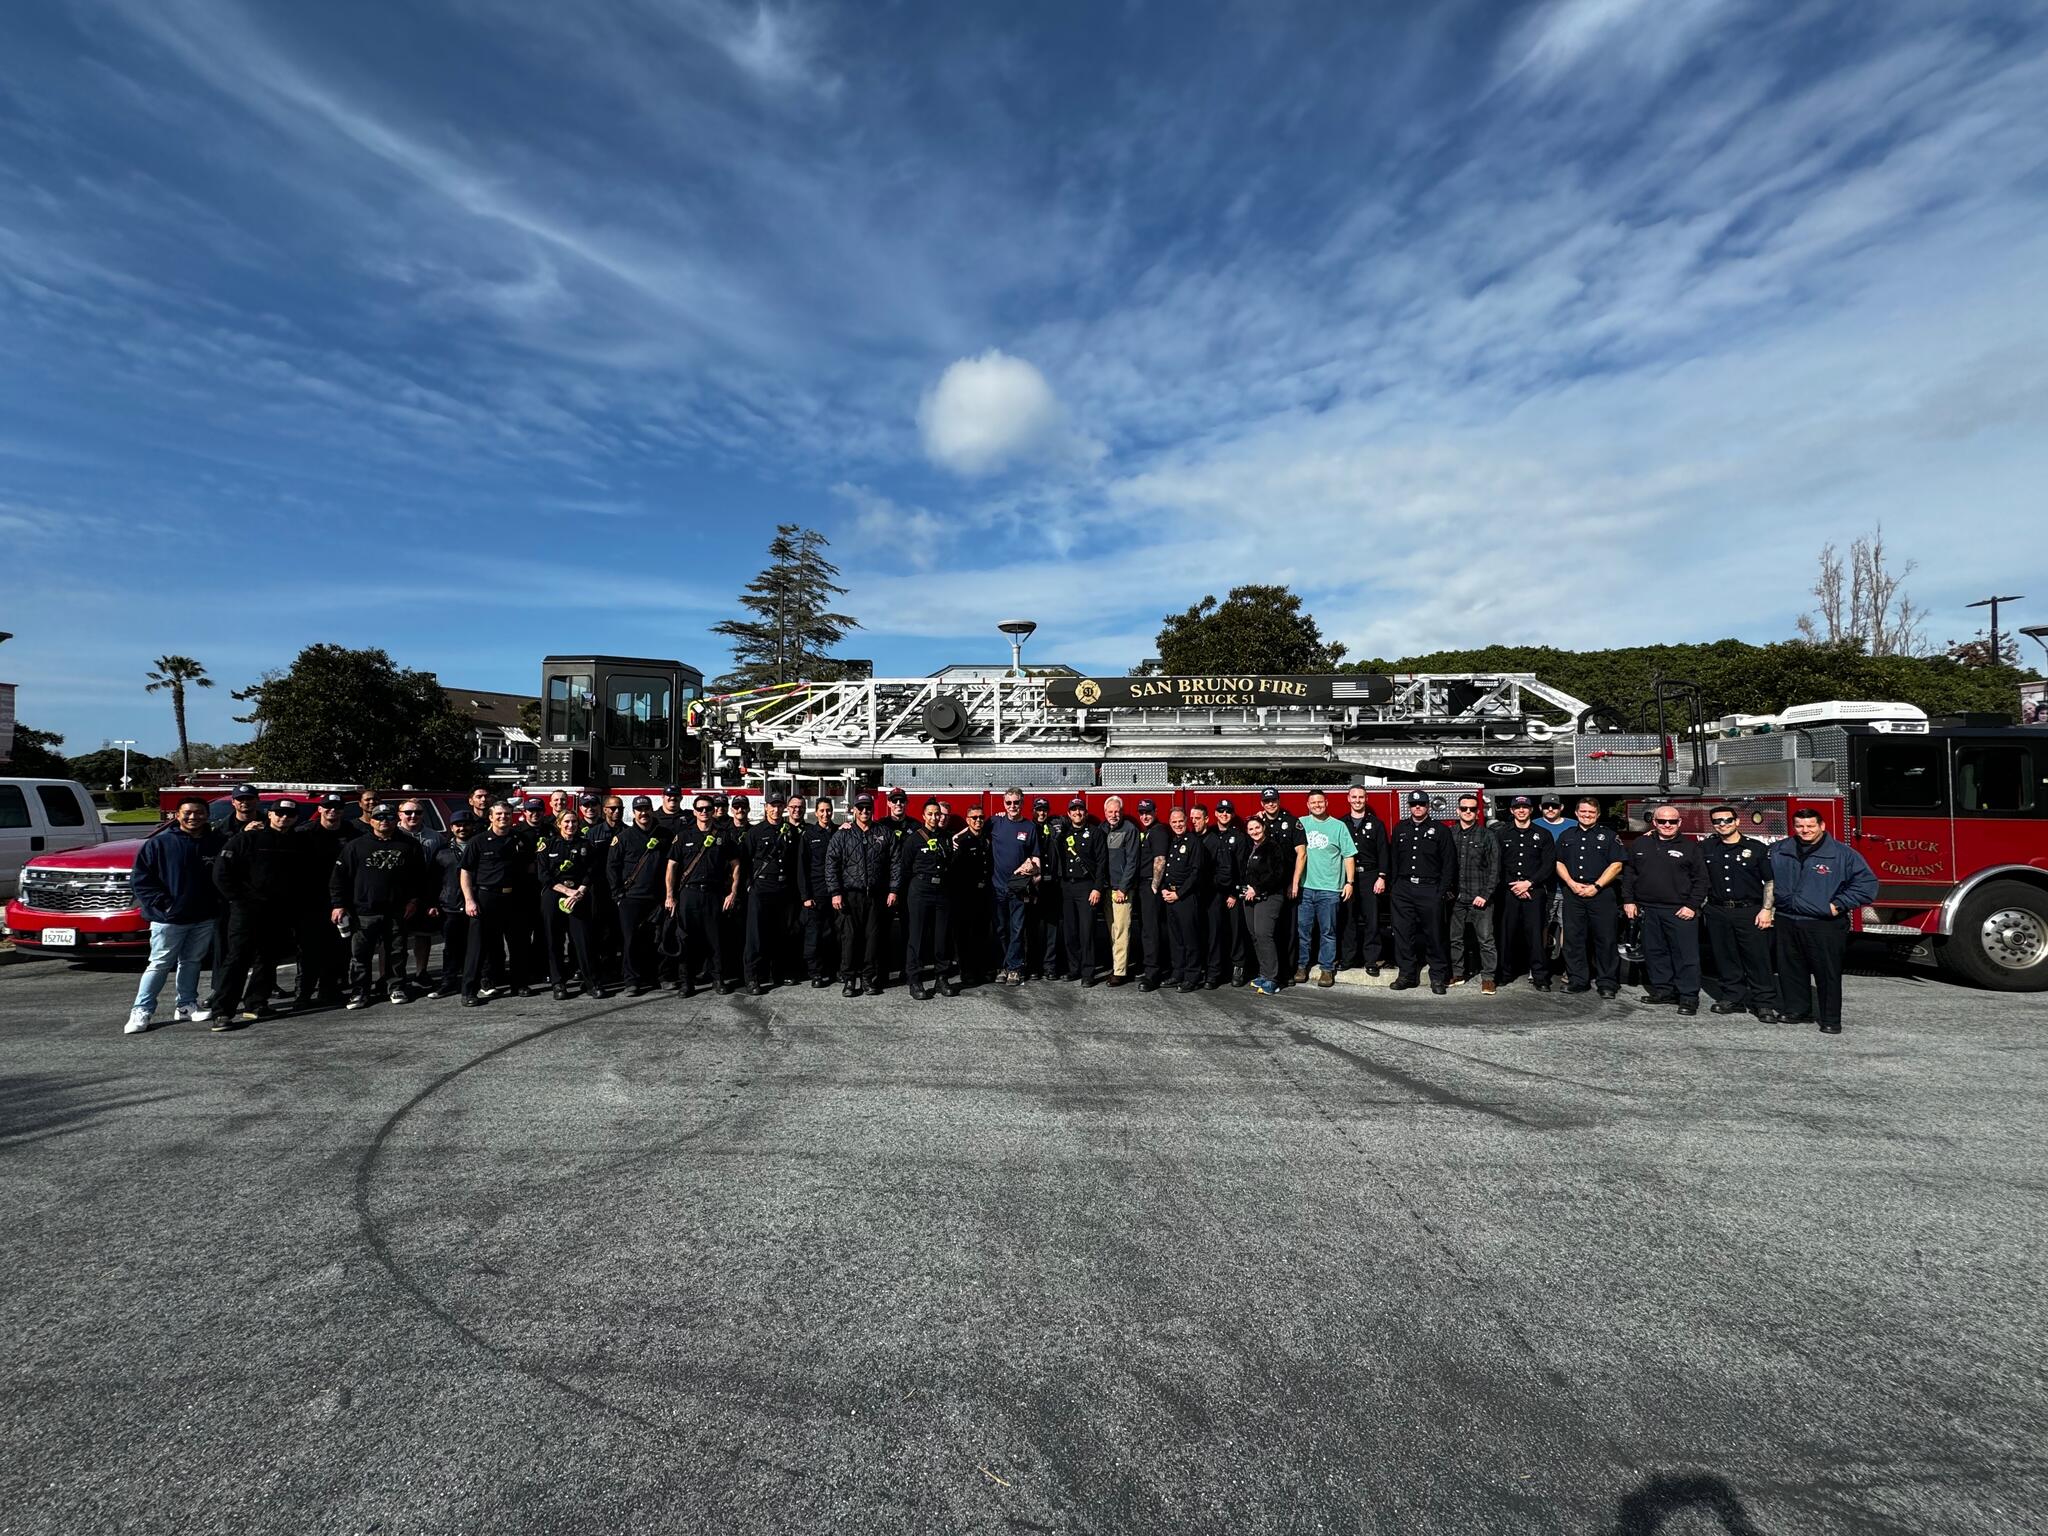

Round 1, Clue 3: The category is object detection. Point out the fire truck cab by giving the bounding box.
[530,656,703,793]
[1623,708,2048,991]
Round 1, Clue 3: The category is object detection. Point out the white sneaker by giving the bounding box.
[173,1004,194,1022]
[124,1009,152,1035]
[188,1005,214,1025]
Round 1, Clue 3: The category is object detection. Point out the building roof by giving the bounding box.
[444,687,537,731]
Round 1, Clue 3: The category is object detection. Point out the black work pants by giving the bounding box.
[462,890,518,998]
[1390,881,1449,986]
[1139,889,1168,983]
[1246,896,1283,983]
[1206,893,1242,983]
[1059,885,1097,979]
[349,912,405,996]
[951,889,993,982]
[498,887,539,990]
[616,894,661,991]
[1339,881,1382,967]
[906,886,951,989]
[1165,891,1204,983]
[1495,890,1549,984]
[543,900,597,991]
[208,904,290,1014]
[1702,902,1774,1011]
[800,897,836,980]
[1561,890,1620,990]
[1776,915,1847,1025]
[744,888,794,986]
[679,886,725,987]
[584,892,619,985]
[1032,884,1062,977]
[837,892,886,983]
[439,911,470,991]
[293,908,345,1003]
[1639,904,1701,1001]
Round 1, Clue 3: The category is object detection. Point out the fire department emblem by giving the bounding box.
[1075,679,1102,706]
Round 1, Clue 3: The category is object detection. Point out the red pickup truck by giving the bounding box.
[4,791,460,961]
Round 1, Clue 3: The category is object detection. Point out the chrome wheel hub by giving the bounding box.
[1979,907,2048,972]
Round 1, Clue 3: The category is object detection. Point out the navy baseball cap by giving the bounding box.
[854,794,874,810]
[1137,798,1156,813]
[320,792,345,807]
[663,784,680,797]
[578,793,598,807]
[1260,787,1280,803]
[1511,795,1532,807]
[449,810,475,827]
[229,784,260,801]
[1216,798,1234,812]
[886,787,908,802]
[1408,791,1433,806]
[1032,797,1050,811]
[1067,796,1086,809]
[630,795,652,810]
[767,792,787,807]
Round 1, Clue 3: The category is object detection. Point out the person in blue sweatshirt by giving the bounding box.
[1767,808,1877,1035]
[126,796,227,1034]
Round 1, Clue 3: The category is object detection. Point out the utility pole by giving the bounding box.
[1966,594,2024,665]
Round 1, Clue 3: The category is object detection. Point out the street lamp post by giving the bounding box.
[112,739,137,791]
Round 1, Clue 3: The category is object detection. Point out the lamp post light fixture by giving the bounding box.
[997,619,1037,678]
[111,739,138,791]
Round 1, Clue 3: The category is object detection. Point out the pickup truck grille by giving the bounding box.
[17,873,134,915]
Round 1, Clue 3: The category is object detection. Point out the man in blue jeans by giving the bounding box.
[126,796,227,1034]
[1291,789,1357,988]
[988,787,1040,984]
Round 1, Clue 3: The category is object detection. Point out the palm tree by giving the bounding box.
[145,655,214,772]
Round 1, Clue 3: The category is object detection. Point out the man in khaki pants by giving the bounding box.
[1100,795,1141,985]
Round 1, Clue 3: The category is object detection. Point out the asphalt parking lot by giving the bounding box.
[3,955,2043,1536]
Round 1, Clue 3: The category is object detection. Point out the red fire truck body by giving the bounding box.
[1621,719,2048,990]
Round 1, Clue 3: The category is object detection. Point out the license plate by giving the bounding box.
[41,928,77,947]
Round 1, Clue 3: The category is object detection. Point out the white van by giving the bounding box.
[0,778,107,902]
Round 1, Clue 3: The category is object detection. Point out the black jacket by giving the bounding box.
[1496,824,1555,891]
[670,824,738,891]
[1343,812,1388,878]
[214,825,301,907]
[1389,818,1456,890]
[1208,823,1250,893]
[433,837,468,912]
[1160,830,1208,896]
[1241,836,1290,901]
[1622,834,1709,907]
[1138,822,1173,895]
[294,818,360,904]
[1051,818,1107,889]
[950,825,993,895]
[535,829,597,897]
[608,823,672,901]
[330,832,428,918]
[825,822,894,895]
[742,821,800,892]
[898,825,953,895]
[798,821,835,902]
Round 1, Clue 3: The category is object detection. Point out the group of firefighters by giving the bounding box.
[135,776,1877,1037]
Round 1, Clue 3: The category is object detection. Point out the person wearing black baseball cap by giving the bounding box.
[740,792,799,993]
[1134,798,1171,990]
[609,796,670,996]
[1388,791,1455,993]
[668,794,740,996]
[655,785,683,833]
[290,792,359,1009]
[1028,796,1062,980]
[1495,795,1555,990]
[1054,795,1106,984]
[1255,789,1305,984]
[873,788,914,986]
[796,795,839,987]
[330,803,429,1008]
[825,793,893,995]
[203,796,305,1028]
[428,813,475,997]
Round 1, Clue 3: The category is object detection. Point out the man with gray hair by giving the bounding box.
[1100,795,1140,985]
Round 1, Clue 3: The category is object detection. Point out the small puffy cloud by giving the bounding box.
[918,348,1101,476]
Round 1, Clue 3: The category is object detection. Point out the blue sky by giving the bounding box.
[4,0,2046,756]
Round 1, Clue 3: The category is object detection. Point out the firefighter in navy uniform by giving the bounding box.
[900,799,961,998]
[1208,800,1252,985]
[877,788,917,987]
[1255,789,1304,984]
[1159,806,1210,992]
[1493,796,1555,989]
[741,794,800,993]
[1622,805,1711,1013]
[1053,796,1107,985]
[949,803,996,985]
[654,786,684,833]
[582,794,624,988]
[1554,798,1626,997]
[825,795,895,996]
[1699,806,1779,1021]
[1388,792,1455,992]
[1135,799,1172,991]
[536,808,604,999]
[1025,797,1061,980]
[668,800,740,997]
[797,797,838,988]
[293,793,361,1008]
[607,797,670,996]
[459,800,526,1004]
[204,798,304,1027]
[1338,787,1389,975]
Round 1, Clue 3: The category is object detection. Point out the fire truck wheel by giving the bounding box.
[1937,879,2048,992]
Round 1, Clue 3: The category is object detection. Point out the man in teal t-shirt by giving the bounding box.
[1291,789,1357,985]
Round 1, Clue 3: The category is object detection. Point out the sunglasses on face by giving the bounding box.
[1653,818,1681,826]
[1711,816,1737,825]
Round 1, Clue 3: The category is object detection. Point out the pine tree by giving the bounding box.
[711,525,859,689]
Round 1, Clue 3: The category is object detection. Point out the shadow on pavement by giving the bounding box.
[1611,1472,1765,1535]
[0,1073,187,1148]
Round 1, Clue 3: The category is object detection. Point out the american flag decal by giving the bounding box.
[1331,680,1378,699]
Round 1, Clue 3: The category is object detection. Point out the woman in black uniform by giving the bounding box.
[536,808,605,999]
